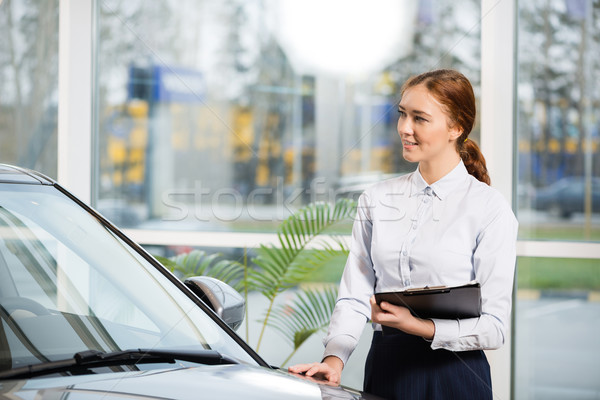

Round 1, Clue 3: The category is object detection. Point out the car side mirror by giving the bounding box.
[184,276,245,331]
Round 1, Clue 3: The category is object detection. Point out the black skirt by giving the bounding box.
[363,330,492,400]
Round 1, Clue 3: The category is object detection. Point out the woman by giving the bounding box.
[289,69,518,399]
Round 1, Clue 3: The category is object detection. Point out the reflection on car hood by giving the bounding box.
[0,364,378,400]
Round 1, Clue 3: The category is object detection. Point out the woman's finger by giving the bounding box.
[288,362,315,374]
[305,364,321,377]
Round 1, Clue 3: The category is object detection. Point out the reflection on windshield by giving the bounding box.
[0,185,256,374]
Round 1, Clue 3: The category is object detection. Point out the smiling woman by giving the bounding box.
[289,70,517,400]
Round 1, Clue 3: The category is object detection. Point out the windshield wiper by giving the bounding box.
[0,348,239,380]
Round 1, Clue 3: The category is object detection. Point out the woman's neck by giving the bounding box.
[418,154,461,185]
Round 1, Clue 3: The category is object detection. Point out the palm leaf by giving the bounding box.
[266,285,338,366]
[156,250,245,291]
[249,198,355,299]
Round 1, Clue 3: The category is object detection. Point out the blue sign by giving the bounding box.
[127,64,205,104]
[153,65,205,103]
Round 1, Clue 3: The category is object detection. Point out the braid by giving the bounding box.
[459,139,490,185]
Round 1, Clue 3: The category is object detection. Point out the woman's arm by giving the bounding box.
[288,191,376,381]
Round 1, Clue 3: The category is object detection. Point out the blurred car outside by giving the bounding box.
[532,176,600,218]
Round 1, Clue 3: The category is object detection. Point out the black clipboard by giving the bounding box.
[374,282,481,319]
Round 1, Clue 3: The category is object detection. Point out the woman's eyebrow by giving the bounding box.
[398,105,432,118]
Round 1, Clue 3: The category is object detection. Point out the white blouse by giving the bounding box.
[323,161,518,365]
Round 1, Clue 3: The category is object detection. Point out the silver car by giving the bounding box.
[0,164,379,400]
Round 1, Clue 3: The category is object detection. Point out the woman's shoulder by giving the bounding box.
[465,175,517,222]
[466,175,508,202]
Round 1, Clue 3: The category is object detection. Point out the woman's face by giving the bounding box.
[397,84,461,164]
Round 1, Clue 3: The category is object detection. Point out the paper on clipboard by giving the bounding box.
[374,281,481,319]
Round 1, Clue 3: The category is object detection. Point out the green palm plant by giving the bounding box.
[267,285,338,366]
[249,198,356,352]
[154,198,357,362]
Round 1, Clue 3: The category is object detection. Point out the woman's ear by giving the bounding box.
[448,125,463,141]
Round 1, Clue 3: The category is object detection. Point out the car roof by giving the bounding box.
[0,164,54,185]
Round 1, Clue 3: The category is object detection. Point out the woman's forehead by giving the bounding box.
[399,85,445,114]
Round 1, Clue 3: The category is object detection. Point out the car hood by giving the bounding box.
[0,363,378,400]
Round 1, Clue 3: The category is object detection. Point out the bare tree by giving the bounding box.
[0,0,59,176]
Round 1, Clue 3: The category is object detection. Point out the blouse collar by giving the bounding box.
[409,160,469,201]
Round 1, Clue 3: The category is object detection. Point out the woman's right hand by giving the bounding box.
[287,356,344,385]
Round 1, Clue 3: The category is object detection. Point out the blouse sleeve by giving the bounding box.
[430,198,518,351]
[322,192,376,365]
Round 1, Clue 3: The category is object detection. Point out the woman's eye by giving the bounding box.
[397,110,406,117]
[415,116,427,122]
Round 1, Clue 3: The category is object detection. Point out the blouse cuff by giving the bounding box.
[430,318,459,350]
[322,334,358,366]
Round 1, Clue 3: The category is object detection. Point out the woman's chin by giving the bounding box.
[402,150,420,163]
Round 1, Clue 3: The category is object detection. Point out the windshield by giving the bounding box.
[0,184,257,376]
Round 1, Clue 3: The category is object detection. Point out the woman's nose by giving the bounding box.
[397,117,412,135]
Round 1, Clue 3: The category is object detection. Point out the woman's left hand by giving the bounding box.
[369,295,435,340]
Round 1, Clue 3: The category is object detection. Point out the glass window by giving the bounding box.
[96,2,483,384]
[515,0,600,398]
[95,0,482,233]
[514,256,600,399]
[0,1,59,177]
[517,0,600,242]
